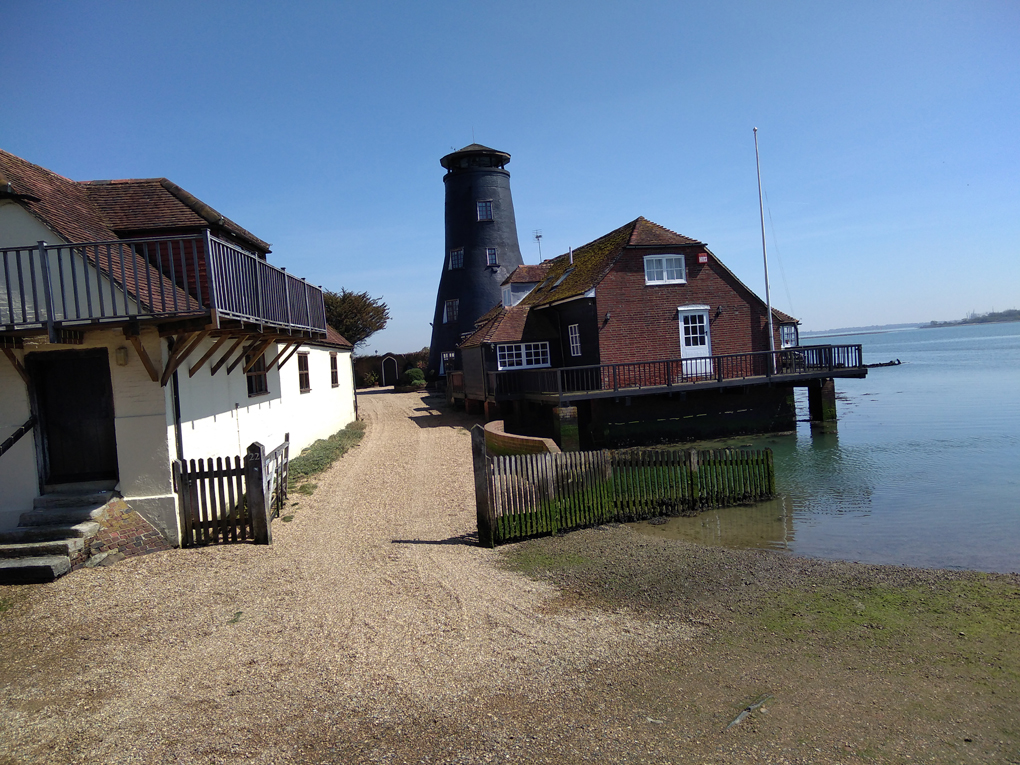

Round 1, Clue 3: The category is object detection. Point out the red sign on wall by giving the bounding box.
[698,253,709,264]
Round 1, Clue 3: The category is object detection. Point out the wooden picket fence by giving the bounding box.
[173,435,290,547]
[470,425,774,547]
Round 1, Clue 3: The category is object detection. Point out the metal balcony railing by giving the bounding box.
[0,232,326,340]
[487,345,865,401]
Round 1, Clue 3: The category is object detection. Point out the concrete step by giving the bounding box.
[0,521,100,545]
[19,506,105,527]
[0,555,71,584]
[33,491,115,510]
[0,538,84,559]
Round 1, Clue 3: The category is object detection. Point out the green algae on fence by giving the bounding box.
[472,425,775,547]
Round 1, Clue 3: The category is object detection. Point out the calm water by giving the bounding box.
[633,323,1020,573]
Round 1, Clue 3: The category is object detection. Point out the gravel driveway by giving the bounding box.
[0,390,689,764]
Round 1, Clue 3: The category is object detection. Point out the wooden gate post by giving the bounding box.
[471,425,495,548]
[245,441,272,545]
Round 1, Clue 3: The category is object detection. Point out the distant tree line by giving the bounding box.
[928,308,1020,327]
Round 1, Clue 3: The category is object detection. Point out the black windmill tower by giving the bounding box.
[428,144,525,374]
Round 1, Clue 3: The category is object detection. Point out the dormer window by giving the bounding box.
[502,286,512,307]
[644,255,686,285]
[476,200,493,221]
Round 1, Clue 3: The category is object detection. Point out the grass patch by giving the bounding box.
[503,547,591,576]
[756,577,1020,679]
[0,596,14,615]
[287,420,366,495]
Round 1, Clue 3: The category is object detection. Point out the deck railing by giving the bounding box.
[0,233,326,340]
[488,345,864,400]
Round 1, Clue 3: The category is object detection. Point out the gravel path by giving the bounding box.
[0,390,688,764]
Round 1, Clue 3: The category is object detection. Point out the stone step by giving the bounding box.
[0,555,71,584]
[41,479,117,495]
[0,521,100,545]
[19,506,106,527]
[33,491,116,510]
[0,539,84,559]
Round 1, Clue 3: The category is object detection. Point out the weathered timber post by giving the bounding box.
[808,378,837,422]
[552,405,580,452]
[471,425,495,547]
[245,442,272,545]
[687,448,700,511]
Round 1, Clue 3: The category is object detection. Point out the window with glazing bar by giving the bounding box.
[246,353,268,397]
[644,255,686,285]
[485,247,498,266]
[568,324,581,356]
[476,200,493,221]
[443,299,459,323]
[330,352,339,387]
[298,352,311,392]
[449,248,464,269]
[497,342,551,370]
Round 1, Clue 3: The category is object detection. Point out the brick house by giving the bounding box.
[453,217,865,448]
[0,148,357,577]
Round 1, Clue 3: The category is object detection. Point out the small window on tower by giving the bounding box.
[443,299,459,323]
[486,248,498,266]
[476,200,493,221]
[448,248,464,269]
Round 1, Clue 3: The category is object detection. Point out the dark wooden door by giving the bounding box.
[28,349,118,485]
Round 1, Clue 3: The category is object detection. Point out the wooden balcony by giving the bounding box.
[468,345,866,404]
[0,232,326,343]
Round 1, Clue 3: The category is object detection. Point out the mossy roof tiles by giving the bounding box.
[459,216,798,349]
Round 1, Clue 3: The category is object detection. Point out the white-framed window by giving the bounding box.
[496,342,550,370]
[449,248,464,269]
[485,247,498,266]
[297,352,311,392]
[443,299,459,323]
[644,254,686,285]
[568,324,581,357]
[476,200,493,221]
[502,286,512,307]
[780,324,799,349]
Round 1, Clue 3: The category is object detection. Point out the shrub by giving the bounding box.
[403,367,425,384]
[287,420,366,494]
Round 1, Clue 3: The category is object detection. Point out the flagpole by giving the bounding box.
[754,127,775,355]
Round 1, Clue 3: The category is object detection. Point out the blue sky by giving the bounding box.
[4,1,1017,352]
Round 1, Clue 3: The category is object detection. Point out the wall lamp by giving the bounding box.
[603,311,611,324]
[715,306,724,318]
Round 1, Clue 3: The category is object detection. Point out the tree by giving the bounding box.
[322,288,390,348]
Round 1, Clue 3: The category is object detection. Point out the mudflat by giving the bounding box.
[1,390,1017,764]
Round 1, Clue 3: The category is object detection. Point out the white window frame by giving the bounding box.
[448,248,464,269]
[568,324,581,357]
[443,299,459,324]
[502,286,512,307]
[496,341,551,370]
[780,324,799,349]
[476,200,493,221]
[485,247,498,266]
[644,254,686,285]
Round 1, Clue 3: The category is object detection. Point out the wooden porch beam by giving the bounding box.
[160,331,209,387]
[209,336,247,377]
[226,339,261,375]
[123,326,160,383]
[264,341,295,372]
[1,347,30,386]
[188,335,232,378]
[241,338,276,373]
[277,342,304,370]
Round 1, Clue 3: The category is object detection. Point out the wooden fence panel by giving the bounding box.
[478,435,775,546]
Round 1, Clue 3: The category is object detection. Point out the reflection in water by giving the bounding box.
[635,494,795,550]
[627,322,1020,573]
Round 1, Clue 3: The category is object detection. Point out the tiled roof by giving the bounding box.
[460,216,798,347]
[323,325,353,349]
[0,148,271,254]
[82,178,271,253]
[501,263,551,285]
[0,148,117,243]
